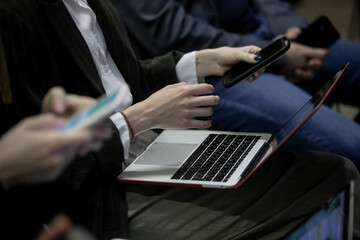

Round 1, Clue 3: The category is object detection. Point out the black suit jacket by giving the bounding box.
[0,0,182,239]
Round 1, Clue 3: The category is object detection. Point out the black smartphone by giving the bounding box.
[223,37,290,88]
[295,15,340,48]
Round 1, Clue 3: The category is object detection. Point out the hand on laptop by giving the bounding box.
[121,46,267,139]
[122,82,219,136]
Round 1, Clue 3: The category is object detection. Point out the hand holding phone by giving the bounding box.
[61,88,125,132]
[223,37,290,88]
[295,15,340,48]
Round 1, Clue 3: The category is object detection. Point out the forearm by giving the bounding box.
[122,101,154,137]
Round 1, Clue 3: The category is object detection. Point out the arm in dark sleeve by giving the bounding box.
[253,0,308,37]
[110,0,270,59]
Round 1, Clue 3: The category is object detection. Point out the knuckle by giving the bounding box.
[179,85,190,95]
[183,109,191,118]
[182,118,190,127]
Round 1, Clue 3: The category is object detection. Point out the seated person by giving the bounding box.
[111,0,360,169]
[1,0,359,239]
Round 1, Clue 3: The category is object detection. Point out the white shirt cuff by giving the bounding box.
[109,112,130,159]
[175,51,201,84]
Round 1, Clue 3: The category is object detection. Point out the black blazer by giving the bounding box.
[0,0,183,239]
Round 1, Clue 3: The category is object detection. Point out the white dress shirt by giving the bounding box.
[62,0,198,158]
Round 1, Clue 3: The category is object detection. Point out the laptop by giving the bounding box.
[118,62,349,189]
[283,180,355,240]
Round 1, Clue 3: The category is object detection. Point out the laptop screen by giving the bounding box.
[284,181,354,240]
[268,62,349,149]
[239,63,349,182]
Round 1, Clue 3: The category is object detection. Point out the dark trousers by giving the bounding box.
[126,149,360,239]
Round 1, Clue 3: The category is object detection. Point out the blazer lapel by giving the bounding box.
[38,0,105,94]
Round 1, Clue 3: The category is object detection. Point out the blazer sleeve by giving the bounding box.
[253,0,308,36]
[110,0,270,60]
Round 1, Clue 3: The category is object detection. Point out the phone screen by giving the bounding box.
[61,89,122,132]
[295,16,340,48]
[223,37,290,88]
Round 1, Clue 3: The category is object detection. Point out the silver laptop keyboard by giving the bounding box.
[171,134,260,182]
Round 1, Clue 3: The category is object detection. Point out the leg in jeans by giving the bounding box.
[301,39,360,107]
[207,73,360,169]
[127,150,360,239]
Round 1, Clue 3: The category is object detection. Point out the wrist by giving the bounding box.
[119,111,134,140]
[122,101,154,137]
[196,49,215,78]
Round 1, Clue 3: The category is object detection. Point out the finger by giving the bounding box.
[286,27,302,40]
[185,119,212,129]
[295,68,314,80]
[259,67,266,74]
[22,114,66,130]
[238,45,262,54]
[233,50,262,64]
[304,47,328,59]
[186,83,215,96]
[165,82,187,89]
[246,71,261,82]
[307,58,324,71]
[36,214,71,240]
[247,76,253,82]
[188,95,220,107]
[54,128,93,148]
[188,107,214,118]
[64,94,96,115]
[42,87,67,114]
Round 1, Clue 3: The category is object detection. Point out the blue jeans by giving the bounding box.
[208,39,360,169]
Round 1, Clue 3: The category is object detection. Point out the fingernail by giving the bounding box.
[55,102,65,114]
[215,96,220,104]
[254,55,262,61]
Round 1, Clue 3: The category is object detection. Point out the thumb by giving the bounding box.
[42,87,67,114]
[233,49,262,64]
[286,27,302,40]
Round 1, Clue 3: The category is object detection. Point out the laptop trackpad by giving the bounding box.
[134,142,197,167]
